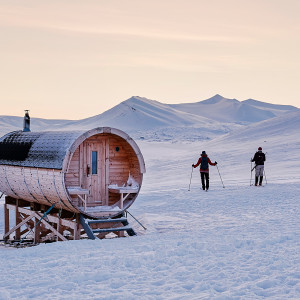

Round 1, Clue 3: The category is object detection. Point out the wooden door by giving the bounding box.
[82,139,105,206]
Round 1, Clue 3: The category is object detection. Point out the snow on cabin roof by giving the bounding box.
[0,130,86,169]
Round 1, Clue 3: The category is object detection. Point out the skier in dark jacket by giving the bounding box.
[192,151,217,191]
[251,147,266,186]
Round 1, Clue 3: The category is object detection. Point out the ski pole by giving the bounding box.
[188,166,193,191]
[216,164,225,188]
[264,169,268,185]
[250,161,252,186]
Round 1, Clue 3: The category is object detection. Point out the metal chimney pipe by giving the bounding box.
[23,110,31,132]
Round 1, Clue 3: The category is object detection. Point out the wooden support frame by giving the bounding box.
[67,187,89,211]
[3,196,134,244]
[3,214,34,239]
[108,187,139,209]
[3,197,76,244]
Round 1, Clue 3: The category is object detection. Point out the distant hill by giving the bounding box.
[0,95,298,140]
[170,94,298,124]
[205,110,300,160]
[215,110,300,143]
[49,96,237,141]
[242,99,299,115]
[57,96,225,130]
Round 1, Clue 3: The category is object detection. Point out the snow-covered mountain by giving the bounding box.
[0,96,239,140]
[56,96,221,131]
[242,98,298,115]
[216,110,300,142]
[0,95,298,140]
[170,94,298,123]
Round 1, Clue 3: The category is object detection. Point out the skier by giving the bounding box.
[251,147,266,186]
[192,151,217,191]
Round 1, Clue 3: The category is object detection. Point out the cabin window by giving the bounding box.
[92,151,98,174]
[115,146,120,152]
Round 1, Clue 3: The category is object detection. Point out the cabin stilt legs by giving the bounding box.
[74,214,81,240]
[15,199,21,240]
[2,196,136,245]
[3,196,76,244]
[34,216,40,244]
[4,201,9,241]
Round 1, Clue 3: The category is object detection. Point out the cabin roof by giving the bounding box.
[0,130,85,169]
[0,128,146,172]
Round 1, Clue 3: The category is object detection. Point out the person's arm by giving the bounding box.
[193,158,201,168]
[208,157,217,166]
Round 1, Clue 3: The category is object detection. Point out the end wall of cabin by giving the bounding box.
[65,133,142,208]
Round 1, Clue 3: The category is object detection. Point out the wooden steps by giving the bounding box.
[92,225,132,234]
[79,214,136,239]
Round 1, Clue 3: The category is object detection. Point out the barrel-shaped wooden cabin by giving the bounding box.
[0,127,145,219]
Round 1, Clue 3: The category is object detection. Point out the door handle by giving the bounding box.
[87,165,90,176]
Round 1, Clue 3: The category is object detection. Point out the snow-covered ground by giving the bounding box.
[0,109,299,299]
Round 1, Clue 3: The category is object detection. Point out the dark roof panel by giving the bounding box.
[0,130,85,169]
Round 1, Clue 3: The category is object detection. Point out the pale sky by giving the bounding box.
[0,0,299,119]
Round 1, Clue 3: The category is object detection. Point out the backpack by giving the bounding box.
[256,152,265,164]
[201,156,208,170]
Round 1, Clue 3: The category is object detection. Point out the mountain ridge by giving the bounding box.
[169,94,298,123]
[0,95,298,140]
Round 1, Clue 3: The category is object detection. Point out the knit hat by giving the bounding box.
[258,147,262,151]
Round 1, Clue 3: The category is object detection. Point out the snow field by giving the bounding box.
[1,134,299,299]
[0,183,299,299]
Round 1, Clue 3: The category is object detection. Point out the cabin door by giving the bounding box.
[82,139,106,206]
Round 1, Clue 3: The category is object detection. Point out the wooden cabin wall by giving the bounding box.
[108,135,142,206]
[0,165,77,212]
[108,137,130,186]
[65,147,80,187]
[65,147,81,206]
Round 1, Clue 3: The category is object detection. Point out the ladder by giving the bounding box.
[79,214,136,240]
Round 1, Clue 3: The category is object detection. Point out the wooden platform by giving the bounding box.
[108,186,139,209]
[3,196,135,245]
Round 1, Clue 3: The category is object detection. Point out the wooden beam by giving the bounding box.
[15,199,21,240]
[57,217,62,242]
[34,216,40,244]
[39,217,68,242]
[4,201,9,239]
[78,194,87,212]
[3,214,34,239]
[20,228,30,236]
[6,204,31,214]
[74,214,81,240]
